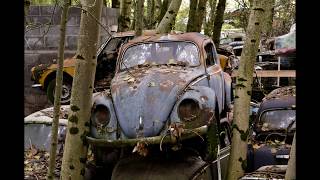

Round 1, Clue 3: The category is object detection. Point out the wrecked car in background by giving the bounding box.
[245,86,295,174]
[30,32,135,104]
[85,32,233,179]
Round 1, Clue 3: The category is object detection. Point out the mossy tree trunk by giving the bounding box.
[260,0,275,51]
[156,0,182,33]
[158,0,170,25]
[285,132,296,180]
[47,0,70,179]
[135,0,144,35]
[204,0,217,36]
[146,0,155,29]
[211,0,226,47]
[119,0,132,32]
[194,0,207,32]
[226,0,266,179]
[186,0,198,32]
[154,0,162,27]
[60,0,103,179]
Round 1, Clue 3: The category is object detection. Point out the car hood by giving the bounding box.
[111,66,205,138]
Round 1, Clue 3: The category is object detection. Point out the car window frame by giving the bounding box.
[116,40,202,73]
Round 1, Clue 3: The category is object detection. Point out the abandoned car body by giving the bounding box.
[85,32,233,179]
[246,87,296,173]
[30,31,135,104]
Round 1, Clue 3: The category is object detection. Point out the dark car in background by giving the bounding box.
[246,86,296,173]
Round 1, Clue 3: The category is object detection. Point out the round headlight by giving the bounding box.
[93,105,110,125]
[178,99,200,122]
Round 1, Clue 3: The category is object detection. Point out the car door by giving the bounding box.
[204,41,225,114]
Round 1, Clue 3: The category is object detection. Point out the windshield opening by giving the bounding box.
[258,109,295,131]
[120,41,200,70]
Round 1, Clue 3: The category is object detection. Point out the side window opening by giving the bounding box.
[204,43,216,67]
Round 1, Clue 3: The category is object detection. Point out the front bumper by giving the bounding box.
[86,125,208,148]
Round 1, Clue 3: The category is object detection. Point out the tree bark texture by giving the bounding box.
[195,0,207,32]
[204,0,216,36]
[211,0,226,47]
[154,0,162,27]
[285,132,296,180]
[146,0,155,29]
[135,0,144,35]
[47,0,70,179]
[158,0,169,24]
[119,0,132,32]
[226,0,265,179]
[186,0,198,32]
[260,0,275,51]
[60,0,103,179]
[156,0,182,33]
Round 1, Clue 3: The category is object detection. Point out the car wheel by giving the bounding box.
[47,78,72,105]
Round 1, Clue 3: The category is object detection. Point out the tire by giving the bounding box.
[46,78,72,105]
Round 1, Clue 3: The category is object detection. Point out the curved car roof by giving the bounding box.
[121,32,211,50]
[258,96,295,113]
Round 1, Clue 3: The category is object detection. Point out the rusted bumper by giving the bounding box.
[86,125,208,148]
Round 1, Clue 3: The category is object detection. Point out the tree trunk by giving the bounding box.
[158,0,169,24]
[211,0,226,47]
[135,0,144,35]
[204,0,217,36]
[60,0,103,179]
[186,0,198,32]
[195,0,207,32]
[112,0,120,8]
[146,0,155,29]
[260,0,275,51]
[46,0,70,179]
[156,0,182,33]
[24,0,31,25]
[285,132,296,180]
[119,0,132,32]
[226,0,265,179]
[154,0,162,27]
[130,0,136,30]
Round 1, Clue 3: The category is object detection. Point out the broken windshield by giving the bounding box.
[259,109,295,131]
[120,41,200,70]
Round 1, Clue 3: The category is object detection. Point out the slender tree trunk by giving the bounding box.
[154,0,162,27]
[285,133,296,180]
[195,0,207,32]
[119,0,132,32]
[260,0,275,51]
[130,0,136,30]
[146,0,155,29]
[186,0,198,32]
[60,0,103,179]
[46,0,70,179]
[204,0,217,36]
[112,0,120,8]
[158,0,169,24]
[24,0,31,25]
[135,0,144,35]
[211,0,226,47]
[226,0,265,179]
[156,0,182,33]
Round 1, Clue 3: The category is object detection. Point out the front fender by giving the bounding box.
[90,91,117,140]
[170,86,217,129]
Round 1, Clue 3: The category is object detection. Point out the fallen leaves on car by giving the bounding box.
[132,141,148,157]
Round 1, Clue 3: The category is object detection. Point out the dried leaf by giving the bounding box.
[127,77,135,83]
[132,142,148,157]
[148,82,156,87]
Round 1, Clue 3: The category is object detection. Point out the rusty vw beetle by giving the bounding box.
[86,32,233,180]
